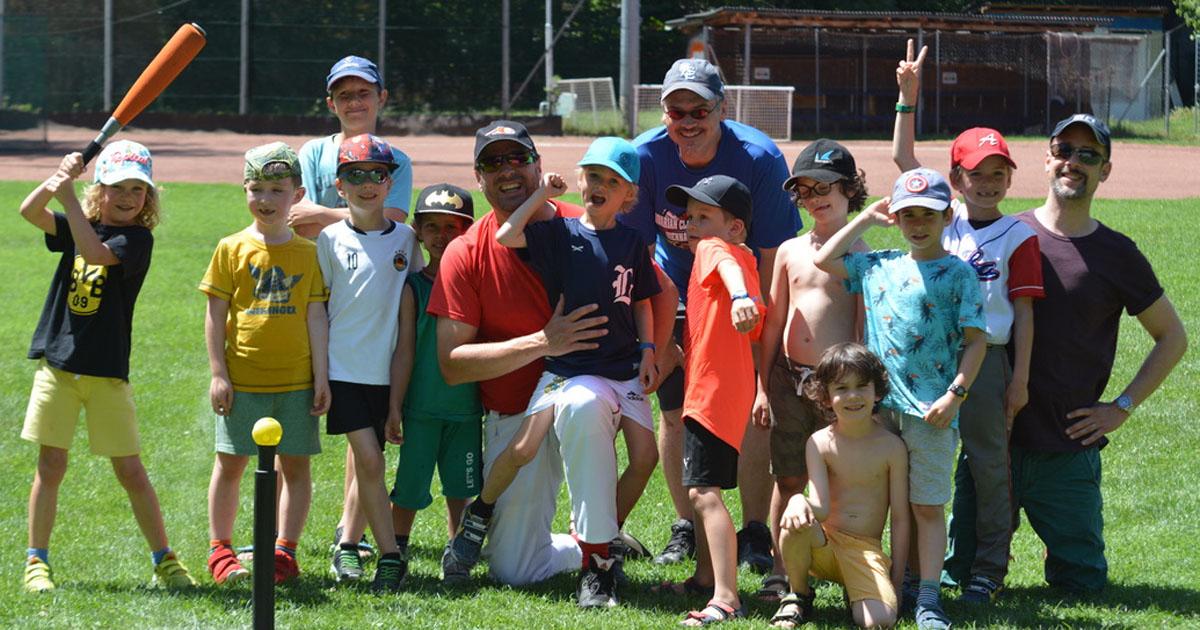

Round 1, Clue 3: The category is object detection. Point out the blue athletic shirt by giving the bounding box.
[620,120,801,302]
[523,217,660,381]
[298,134,413,212]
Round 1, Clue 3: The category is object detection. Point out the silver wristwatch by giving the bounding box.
[1114,394,1135,415]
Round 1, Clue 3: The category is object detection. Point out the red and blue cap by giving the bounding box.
[337,133,398,173]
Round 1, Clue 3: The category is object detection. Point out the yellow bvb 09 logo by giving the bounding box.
[68,255,107,315]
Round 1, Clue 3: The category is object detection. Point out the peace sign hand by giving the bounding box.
[896,38,928,106]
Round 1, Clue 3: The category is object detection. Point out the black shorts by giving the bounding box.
[327,381,388,449]
[682,418,739,490]
[655,308,687,412]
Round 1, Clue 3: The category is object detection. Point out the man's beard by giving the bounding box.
[1051,169,1089,200]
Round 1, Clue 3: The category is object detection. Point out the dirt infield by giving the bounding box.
[3,123,1198,200]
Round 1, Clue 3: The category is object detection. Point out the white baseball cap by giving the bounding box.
[93,140,154,187]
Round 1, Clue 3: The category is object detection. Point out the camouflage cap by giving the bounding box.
[244,142,301,181]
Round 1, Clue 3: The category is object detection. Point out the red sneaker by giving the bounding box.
[208,545,249,585]
[274,548,300,584]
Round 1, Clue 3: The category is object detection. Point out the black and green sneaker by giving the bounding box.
[332,545,364,582]
[371,553,407,592]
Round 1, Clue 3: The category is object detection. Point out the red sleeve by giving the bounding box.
[1007,236,1045,299]
[426,236,480,326]
[696,239,736,290]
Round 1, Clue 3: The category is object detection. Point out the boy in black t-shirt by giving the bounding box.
[17,143,197,592]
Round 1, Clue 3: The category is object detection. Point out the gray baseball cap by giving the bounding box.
[889,168,952,214]
[661,58,725,102]
[1051,113,1112,156]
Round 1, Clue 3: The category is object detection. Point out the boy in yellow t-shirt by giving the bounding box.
[198,143,331,585]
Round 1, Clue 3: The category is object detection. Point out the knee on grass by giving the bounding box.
[852,599,896,629]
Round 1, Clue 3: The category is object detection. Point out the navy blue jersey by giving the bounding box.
[620,120,802,302]
[524,217,660,380]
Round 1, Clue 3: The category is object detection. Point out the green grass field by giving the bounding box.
[0,182,1195,628]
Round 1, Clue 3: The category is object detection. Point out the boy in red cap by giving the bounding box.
[892,40,1044,607]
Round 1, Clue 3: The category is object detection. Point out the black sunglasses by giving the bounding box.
[789,180,837,201]
[476,150,538,173]
[664,105,715,121]
[340,168,390,185]
[1050,143,1105,166]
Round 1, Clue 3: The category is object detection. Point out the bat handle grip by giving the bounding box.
[81,141,104,166]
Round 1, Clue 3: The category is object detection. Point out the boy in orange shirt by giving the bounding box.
[665,175,765,625]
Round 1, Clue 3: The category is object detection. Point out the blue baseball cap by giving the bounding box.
[1051,113,1112,156]
[661,58,725,102]
[577,136,640,184]
[889,168,952,214]
[326,55,382,91]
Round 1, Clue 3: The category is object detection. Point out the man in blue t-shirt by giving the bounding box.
[619,58,802,572]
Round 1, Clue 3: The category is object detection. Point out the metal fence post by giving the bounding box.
[104,0,112,111]
[377,0,386,84]
[239,0,249,115]
[935,30,941,135]
[814,27,820,135]
[502,0,510,116]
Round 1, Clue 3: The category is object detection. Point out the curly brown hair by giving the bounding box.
[82,182,161,230]
[786,169,869,214]
[804,342,890,414]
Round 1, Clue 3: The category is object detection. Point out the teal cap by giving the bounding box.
[577,136,640,184]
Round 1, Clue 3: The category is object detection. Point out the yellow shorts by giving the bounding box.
[809,525,898,611]
[21,361,140,457]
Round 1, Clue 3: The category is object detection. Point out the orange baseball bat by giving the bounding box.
[82,23,207,164]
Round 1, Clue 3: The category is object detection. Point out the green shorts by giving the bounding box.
[390,413,482,510]
[878,407,957,506]
[215,389,321,456]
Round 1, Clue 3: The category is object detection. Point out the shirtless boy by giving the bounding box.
[772,343,909,629]
[752,139,868,596]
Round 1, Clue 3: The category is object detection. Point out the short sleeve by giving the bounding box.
[406,227,426,274]
[298,138,322,204]
[316,231,334,290]
[746,152,803,251]
[957,265,987,332]
[308,249,329,302]
[521,218,562,279]
[842,251,869,295]
[44,213,71,253]
[385,148,414,212]
[632,237,661,301]
[1007,236,1045,299]
[695,239,737,290]
[618,149,658,244]
[427,236,481,327]
[1112,235,1163,316]
[198,240,233,300]
[105,227,153,277]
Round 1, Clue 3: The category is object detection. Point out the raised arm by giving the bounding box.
[892,39,927,172]
[495,172,566,249]
[19,170,65,235]
[1065,295,1187,446]
[812,197,892,279]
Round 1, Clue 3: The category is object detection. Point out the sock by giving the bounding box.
[579,541,609,569]
[470,499,495,520]
[903,568,919,590]
[152,547,172,565]
[339,542,358,553]
[209,538,232,552]
[917,580,942,609]
[26,548,49,564]
[394,535,409,551]
[275,538,297,557]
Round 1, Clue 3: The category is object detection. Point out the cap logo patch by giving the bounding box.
[697,176,713,186]
[428,189,463,209]
[904,174,929,193]
[816,149,835,164]
[978,133,999,147]
[486,126,517,137]
[680,63,698,80]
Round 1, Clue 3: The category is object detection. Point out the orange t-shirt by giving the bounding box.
[683,238,765,451]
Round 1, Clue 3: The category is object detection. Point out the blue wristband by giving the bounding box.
[731,292,751,301]
[639,342,656,352]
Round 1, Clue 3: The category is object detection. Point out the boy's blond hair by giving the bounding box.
[83,183,161,230]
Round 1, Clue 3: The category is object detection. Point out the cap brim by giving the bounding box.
[337,160,399,173]
[1052,120,1110,149]
[888,197,950,214]
[955,149,1017,171]
[97,169,154,187]
[661,83,717,102]
[782,169,844,191]
[327,70,380,91]
[413,208,474,223]
[666,184,719,209]
[577,158,636,184]
[474,137,537,161]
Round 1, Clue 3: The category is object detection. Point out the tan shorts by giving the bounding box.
[22,361,140,457]
[768,354,828,478]
[810,525,898,611]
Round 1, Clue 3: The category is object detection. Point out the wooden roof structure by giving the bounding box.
[665,7,1112,34]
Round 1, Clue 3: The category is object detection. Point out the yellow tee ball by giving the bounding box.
[252,417,283,446]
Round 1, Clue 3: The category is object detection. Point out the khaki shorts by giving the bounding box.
[22,361,140,457]
[768,354,828,478]
[810,525,898,611]
[878,407,957,506]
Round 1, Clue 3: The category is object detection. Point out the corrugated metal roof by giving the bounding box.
[666,7,1114,32]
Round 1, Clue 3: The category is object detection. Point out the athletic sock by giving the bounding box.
[394,535,409,551]
[917,580,942,609]
[26,548,49,564]
[579,541,609,569]
[470,499,495,520]
[152,547,172,565]
[275,538,297,557]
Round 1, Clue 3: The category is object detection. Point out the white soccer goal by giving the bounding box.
[635,84,795,141]
[556,77,620,135]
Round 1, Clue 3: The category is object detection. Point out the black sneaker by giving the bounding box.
[331,546,364,582]
[609,536,629,587]
[446,501,491,571]
[736,520,773,574]
[370,553,407,592]
[653,518,695,565]
[577,554,618,609]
